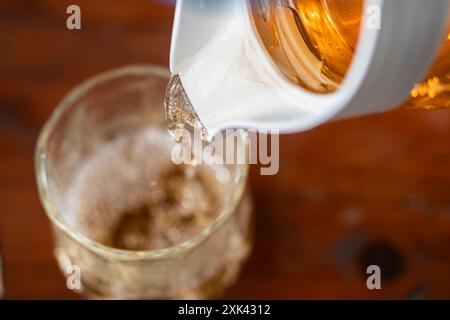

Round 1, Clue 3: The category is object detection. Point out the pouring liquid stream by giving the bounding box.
[164,74,209,143]
[164,75,237,186]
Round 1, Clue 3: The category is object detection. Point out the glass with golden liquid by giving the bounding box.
[36,65,253,299]
[252,0,450,108]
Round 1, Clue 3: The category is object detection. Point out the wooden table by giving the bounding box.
[1,0,450,299]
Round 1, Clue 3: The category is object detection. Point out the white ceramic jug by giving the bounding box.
[170,0,450,138]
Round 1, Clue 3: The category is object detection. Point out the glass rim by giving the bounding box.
[35,64,249,261]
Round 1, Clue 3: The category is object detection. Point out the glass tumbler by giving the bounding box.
[35,65,253,299]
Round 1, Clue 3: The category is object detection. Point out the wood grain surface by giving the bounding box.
[1,0,450,299]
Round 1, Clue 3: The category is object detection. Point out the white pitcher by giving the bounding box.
[170,0,450,138]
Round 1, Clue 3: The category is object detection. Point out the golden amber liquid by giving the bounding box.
[409,25,450,109]
[252,0,450,108]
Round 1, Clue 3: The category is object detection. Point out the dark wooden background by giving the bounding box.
[1,0,450,299]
